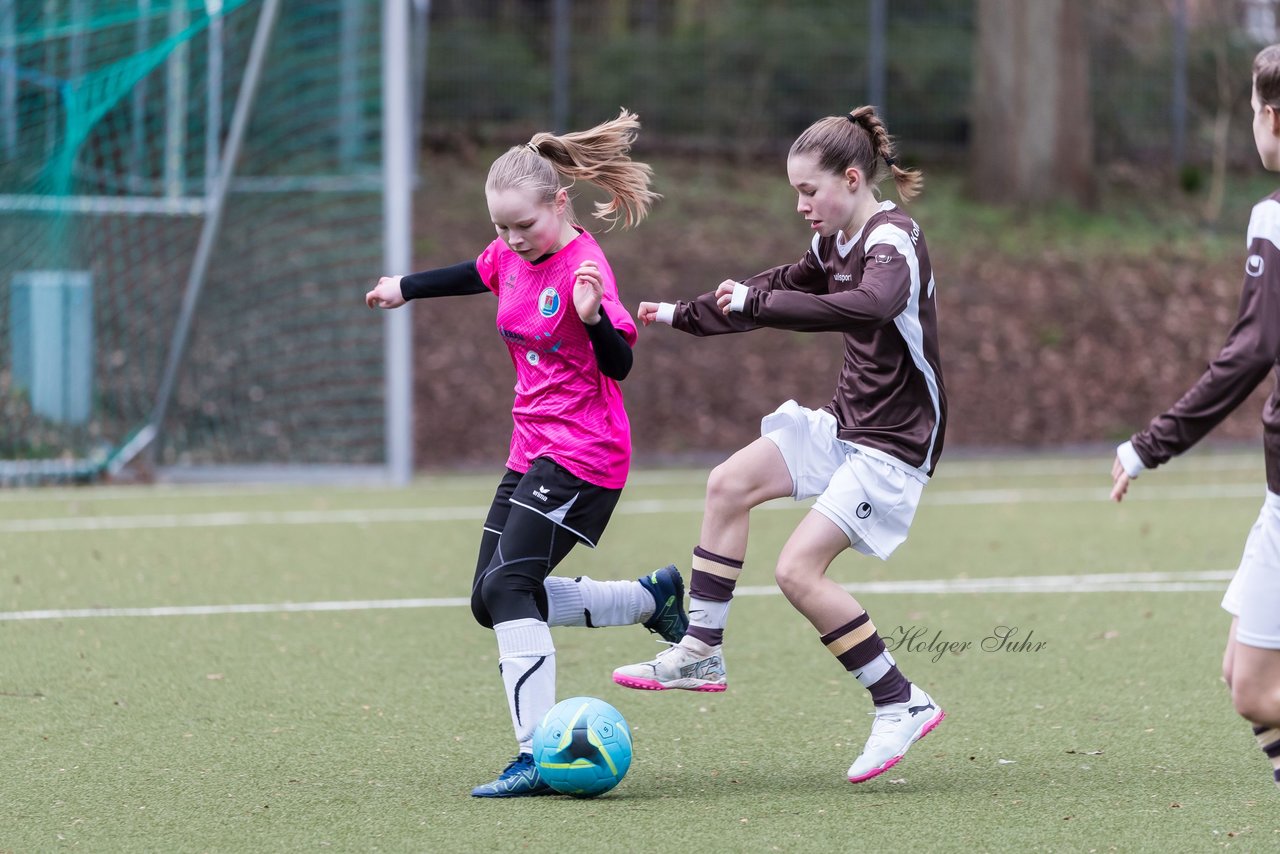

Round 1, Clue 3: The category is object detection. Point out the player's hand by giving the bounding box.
[1109,456,1131,503]
[574,260,604,324]
[366,275,406,309]
[714,280,738,315]
[637,301,661,326]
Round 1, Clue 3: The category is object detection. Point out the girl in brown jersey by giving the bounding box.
[613,106,947,784]
[1112,45,1280,791]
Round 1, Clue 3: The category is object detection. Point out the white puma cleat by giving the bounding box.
[847,684,945,783]
[612,637,727,692]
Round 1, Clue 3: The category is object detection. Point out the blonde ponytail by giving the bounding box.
[487,109,660,230]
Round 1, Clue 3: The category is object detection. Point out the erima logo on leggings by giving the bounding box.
[532,485,551,502]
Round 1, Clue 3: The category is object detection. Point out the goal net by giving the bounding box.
[0,0,400,485]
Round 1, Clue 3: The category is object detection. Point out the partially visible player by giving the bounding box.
[612,105,947,784]
[1111,45,1280,791]
[365,110,680,798]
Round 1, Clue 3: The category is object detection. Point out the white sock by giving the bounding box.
[544,575,650,627]
[494,618,556,752]
[688,596,730,634]
[854,651,896,689]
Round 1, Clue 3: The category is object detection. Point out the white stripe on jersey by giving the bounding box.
[836,201,898,259]
[810,232,826,270]
[1246,198,1280,251]
[864,221,943,477]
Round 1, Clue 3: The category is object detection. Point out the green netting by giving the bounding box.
[0,0,387,482]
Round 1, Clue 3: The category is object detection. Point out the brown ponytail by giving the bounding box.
[1255,44,1280,110]
[790,105,923,203]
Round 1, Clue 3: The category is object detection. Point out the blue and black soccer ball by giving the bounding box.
[532,696,633,797]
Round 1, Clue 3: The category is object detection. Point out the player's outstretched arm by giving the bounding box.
[714,280,739,315]
[636,301,662,326]
[366,275,406,310]
[1109,456,1132,503]
[370,262,489,308]
[639,280,739,326]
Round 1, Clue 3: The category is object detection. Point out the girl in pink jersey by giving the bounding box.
[1112,45,1280,791]
[612,106,947,785]
[365,111,683,798]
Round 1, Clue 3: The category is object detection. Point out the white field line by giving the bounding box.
[0,483,322,503]
[0,570,1234,622]
[0,505,493,532]
[747,569,1233,597]
[0,482,1264,533]
[0,598,469,621]
[938,454,1261,477]
[0,453,1261,503]
[925,482,1263,505]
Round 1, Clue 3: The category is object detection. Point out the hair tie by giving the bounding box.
[846,114,859,124]
[525,142,539,155]
[883,155,896,167]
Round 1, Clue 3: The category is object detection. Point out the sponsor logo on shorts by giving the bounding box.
[856,501,873,519]
[532,485,551,502]
[1247,254,1265,277]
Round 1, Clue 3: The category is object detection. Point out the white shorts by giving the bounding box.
[760,400,924,560]
[1221,490,1280,649]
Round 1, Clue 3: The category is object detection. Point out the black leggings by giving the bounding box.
[470,481,579,629]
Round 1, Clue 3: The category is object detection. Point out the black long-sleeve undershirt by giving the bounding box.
[583,307,633,380]
[397,260,633,380]
[399,261,489,298]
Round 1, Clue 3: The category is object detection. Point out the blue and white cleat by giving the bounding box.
[470,753,555,798]
[639,564,689,644]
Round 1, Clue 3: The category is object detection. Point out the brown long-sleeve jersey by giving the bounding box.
[1131,191,1280,492]
[670,202,946,478]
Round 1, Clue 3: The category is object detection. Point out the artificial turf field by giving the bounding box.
[2,451,1278,852]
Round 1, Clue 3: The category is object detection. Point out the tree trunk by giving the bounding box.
[674,0,704,36]
[970,0,1094,207]
[602,0,628,40]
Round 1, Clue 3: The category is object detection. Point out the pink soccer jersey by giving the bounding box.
[475,228,637,489]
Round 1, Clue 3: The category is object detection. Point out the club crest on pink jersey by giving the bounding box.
[538,287,561,318]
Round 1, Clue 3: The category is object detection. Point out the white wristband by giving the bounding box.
[655,302,676,325]
[1116,441,1146,478]
[729,283,749,313]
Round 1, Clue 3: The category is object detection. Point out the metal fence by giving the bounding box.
[418,0,1272,169]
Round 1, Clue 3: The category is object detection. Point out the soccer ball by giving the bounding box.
[532,696,633,797]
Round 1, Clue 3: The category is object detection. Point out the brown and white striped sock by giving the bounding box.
[1253,724,1280,789]
[820,611,911,706]
[684,545,742,647]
